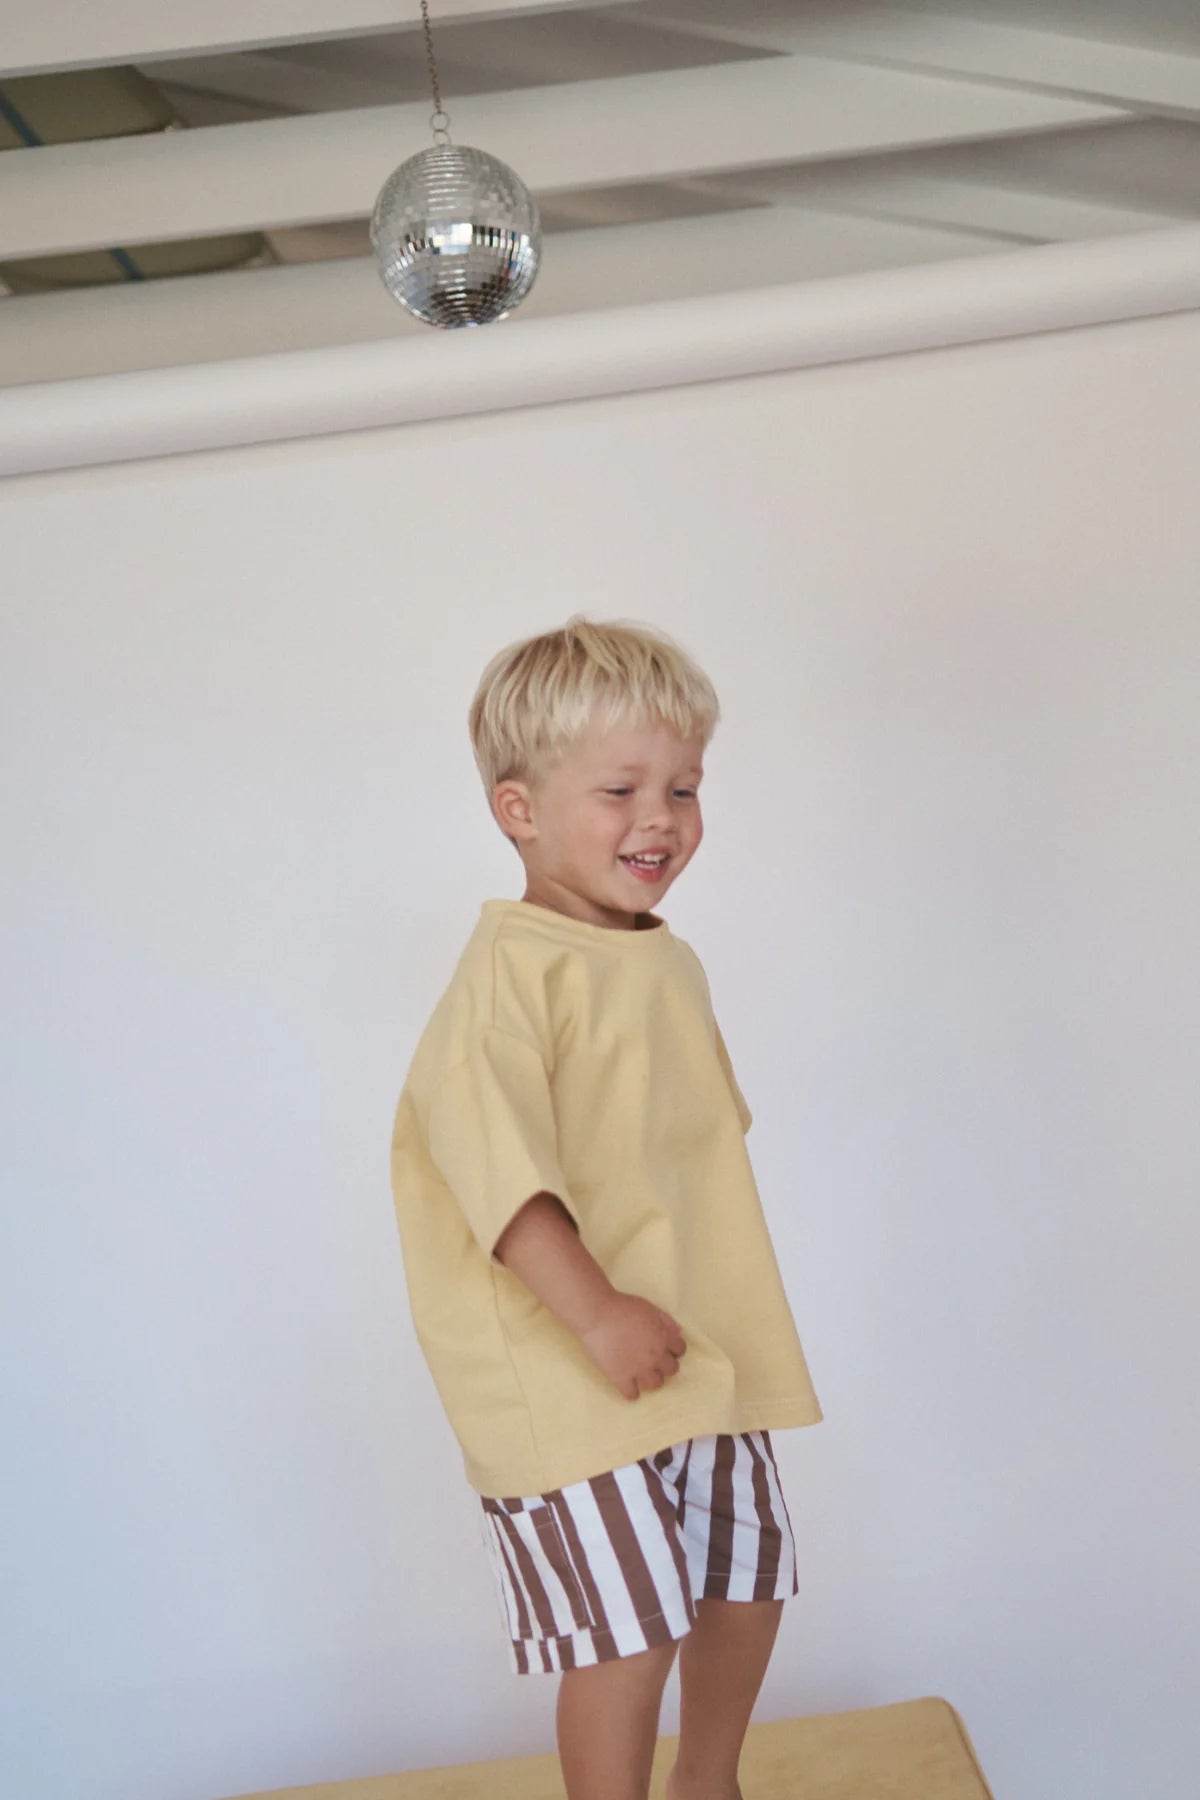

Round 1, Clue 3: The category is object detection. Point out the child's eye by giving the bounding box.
[604,788,697,799]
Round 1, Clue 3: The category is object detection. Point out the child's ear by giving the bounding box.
[493,778,535,842]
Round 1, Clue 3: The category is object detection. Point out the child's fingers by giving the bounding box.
[658,1310,687,1356]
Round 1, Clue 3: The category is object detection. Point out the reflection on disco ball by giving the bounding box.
[369,144,542,329]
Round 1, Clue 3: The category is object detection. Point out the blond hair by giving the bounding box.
[469,615,720,845]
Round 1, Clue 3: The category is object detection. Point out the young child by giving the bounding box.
[390,617,823,1800]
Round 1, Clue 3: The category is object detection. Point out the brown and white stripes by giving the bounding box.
[478,1431,797,1674]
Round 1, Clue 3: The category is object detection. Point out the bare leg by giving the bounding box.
[666,1598,785,1800]
[557,1639,680,1800]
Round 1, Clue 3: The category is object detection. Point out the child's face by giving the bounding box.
[497,715,706,928]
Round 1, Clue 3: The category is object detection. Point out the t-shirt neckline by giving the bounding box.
[482,897,671,944]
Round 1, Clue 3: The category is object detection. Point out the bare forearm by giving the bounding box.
[494,1192,688,1401]
[493,1192,615,1335]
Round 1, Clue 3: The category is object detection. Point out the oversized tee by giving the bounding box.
[390,897,823,1497]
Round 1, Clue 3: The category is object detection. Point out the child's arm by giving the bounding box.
[495,1193,687,1402]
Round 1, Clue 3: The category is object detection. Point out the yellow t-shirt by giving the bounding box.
[390,897,823,1497]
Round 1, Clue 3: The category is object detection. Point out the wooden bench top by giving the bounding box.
[219,1694,995,1800]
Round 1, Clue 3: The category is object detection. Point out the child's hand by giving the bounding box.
[578,1292,688,1401]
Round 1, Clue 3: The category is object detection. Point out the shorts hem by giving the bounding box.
[507,1611,696,1677]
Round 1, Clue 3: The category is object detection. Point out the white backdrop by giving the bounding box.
[2,305,1198,1800]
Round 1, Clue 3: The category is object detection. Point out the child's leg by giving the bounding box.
[557,1639,680,1800]
[667,1597,785,1800]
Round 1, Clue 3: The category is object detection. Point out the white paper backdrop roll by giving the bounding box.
[1,224,1198,479]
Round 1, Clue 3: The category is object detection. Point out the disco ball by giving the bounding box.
[369,143,542,329]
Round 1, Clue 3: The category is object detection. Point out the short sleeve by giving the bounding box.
[714,1019,753,1134]
[426,1027,578,1259]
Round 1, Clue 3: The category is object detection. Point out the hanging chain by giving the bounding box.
[420,0,452,143]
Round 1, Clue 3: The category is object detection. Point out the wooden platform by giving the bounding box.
[219,1694,995,1799]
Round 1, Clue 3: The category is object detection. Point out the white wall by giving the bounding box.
[2,306,1198,1800]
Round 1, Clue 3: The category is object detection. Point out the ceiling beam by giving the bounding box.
[809,181,1185,245]
[0,58,1121,262]
[701,169,1187,246]
[0,206,1003,388]
[640,2,1200,121]
[0,0,632,78]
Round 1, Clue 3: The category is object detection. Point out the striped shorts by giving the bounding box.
[478,1431,797,1675]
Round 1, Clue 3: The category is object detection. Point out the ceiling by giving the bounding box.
[1,0,1198,386]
